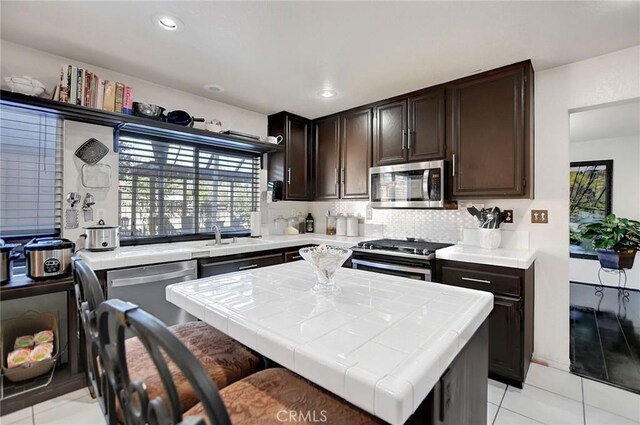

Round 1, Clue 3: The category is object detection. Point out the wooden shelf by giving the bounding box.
[0,90,283,155]
[0,275,74,301]
[0,275,84,415]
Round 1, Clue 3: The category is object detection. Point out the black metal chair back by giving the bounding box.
[96,298,232,425]
[72,257,115,424]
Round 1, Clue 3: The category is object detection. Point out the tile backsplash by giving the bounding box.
[261,199,477,243]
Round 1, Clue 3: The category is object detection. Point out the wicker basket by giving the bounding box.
[1,311,60,382]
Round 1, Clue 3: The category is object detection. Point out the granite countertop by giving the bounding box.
[78,234,369,270]
[166,261,493,424]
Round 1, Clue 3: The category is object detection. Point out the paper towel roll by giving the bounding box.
[250,212,261,237]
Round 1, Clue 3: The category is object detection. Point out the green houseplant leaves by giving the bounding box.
[578,214,640,252]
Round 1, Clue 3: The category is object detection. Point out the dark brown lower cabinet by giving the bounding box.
[436,260,534,388]
[199,252,283,278]
[406,320,489,425]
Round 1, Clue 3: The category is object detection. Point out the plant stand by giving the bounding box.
[596,267,630,298]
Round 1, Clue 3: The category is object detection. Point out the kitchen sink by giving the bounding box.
[184,238,270,249]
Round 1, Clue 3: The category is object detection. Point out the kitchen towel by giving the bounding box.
[250,212,261,237]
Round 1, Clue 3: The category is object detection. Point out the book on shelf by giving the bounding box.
[56,63,133,113]
[103,80,116,112]
[123,86,133,114]
[59,64,69,103]
[114,82,124,113]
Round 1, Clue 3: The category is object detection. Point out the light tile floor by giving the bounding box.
[2,363,639,424]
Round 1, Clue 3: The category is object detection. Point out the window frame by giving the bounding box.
[117,133,260,246]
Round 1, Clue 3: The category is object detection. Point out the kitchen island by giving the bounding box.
[167,261,493,424]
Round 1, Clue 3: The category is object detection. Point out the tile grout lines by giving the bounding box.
[581,378,586,425]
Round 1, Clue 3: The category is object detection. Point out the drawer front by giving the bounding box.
[440,265,521,297]
[200,253,283,278]
[284,250,304,262]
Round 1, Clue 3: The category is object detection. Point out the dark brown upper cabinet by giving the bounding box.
[447,61,534,199]
[374,99,407,166]
[373,88,446,166]
[408,88,446,162]
[314,115,340,200]
[341,108,372,199]
[267,112,312,200]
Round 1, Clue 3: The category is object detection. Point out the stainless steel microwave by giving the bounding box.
[370,160,446,208]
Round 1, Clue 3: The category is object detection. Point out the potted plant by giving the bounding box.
[579,214,640,269]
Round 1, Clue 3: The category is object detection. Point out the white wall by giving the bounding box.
[1,40,268,247]
[571,135,640,220]
[0,40,267,137]
[569,134,640,290]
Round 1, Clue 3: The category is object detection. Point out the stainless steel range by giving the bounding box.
[352,238,452,281]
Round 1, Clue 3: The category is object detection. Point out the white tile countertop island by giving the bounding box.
[166,262,493,424]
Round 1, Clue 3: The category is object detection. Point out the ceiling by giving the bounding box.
[570,99,640,143]
[1,1,639,118]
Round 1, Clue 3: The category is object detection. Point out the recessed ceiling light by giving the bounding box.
[205,84,224,93]
[317,89,337,98]
[152,14,184,32]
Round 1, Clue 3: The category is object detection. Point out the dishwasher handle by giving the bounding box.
[110,268,196,288]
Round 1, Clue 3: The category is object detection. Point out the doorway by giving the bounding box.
[568,99,640,394]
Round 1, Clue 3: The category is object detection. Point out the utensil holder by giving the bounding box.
[479,228,501,250]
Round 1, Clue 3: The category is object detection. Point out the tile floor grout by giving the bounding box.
[6,365,640,425]
[581,377,586,425]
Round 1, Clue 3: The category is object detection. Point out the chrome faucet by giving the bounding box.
[212,225,222,245]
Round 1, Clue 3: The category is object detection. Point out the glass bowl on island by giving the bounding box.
[298,245,352,295]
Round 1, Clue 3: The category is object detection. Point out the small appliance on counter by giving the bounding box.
[267,181,283,202]
[1,239,21,284]
[82,219,119,251]
[24,238,75,280]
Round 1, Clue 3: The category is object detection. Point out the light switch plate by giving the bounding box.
[503,210,514,223]
[531,209,549,223]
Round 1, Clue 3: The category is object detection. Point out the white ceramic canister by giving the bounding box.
[335,215,347,236]
[478,228,501,250]
[346,215,359,237]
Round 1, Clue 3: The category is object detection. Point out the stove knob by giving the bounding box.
[413,248,419,255]
[423,249,430,256]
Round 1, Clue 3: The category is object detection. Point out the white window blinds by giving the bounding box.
[0,105,63,239]
[118,133,260,241]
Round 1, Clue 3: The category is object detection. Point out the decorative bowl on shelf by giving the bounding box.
[299,245,352,295]
[4,76,46,96]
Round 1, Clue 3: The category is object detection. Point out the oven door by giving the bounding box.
[352,258,431,281]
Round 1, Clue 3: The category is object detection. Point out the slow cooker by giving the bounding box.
[1,239,21,284]
[83,219,119,251]
[24,238,75,280]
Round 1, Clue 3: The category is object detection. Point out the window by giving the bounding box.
[0,105,63,241]
[118,133,260,243]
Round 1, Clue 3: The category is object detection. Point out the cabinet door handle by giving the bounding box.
[461,276,491,284]
[452,154,456,177]
[287,168,291,184]
[407,130,412,150]
[291,255,302,260]
[238,264,259,271]
[334,167,339,186]
[401,130,407,150]
[341,167,345,184]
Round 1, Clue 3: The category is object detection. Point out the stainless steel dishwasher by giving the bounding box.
[106,260,197,326]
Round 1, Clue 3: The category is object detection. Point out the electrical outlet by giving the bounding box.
[503,210,514,223]
[531,209,549,223]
